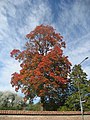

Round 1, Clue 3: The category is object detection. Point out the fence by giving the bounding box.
[0,110,90,120]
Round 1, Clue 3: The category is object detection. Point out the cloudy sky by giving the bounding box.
[0,0,90,94]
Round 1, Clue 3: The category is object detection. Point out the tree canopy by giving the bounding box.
[59,65,90,111]
[0,91,23,110]
[10,25,71,110]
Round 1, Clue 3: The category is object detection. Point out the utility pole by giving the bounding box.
[78,57,89,120]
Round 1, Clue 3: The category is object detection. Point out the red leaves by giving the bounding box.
[55,76,67,84]
[34,69,42,76]
[25,25,66,55]
[54,45,63,55]
[11,72,20,86]
[10,49,20,57]
[10,25,72,101]
[50,72,54,77]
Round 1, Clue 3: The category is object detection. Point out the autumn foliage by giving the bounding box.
[10,25,71,110]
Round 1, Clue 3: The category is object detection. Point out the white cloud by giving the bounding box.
[84,66,90,79]
[65,33,90,58]
[0,2,9,40]
[0,0,90,94]
[0,58,21,86]
[56,0,90,39]
[18,0,52,35]
[0,0,53,92]
[54,0,90,78]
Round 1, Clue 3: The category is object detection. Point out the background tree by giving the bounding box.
[10,25,71,110]
[25,102,42,111]
[58,65,90,111]
[0,91,23,110]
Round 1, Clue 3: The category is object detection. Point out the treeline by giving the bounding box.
[0,65,90,111]
[0,91,23,110]
[0,91,41,110]
[8,25,90,111]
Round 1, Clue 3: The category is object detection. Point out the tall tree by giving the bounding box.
[59,65,90,111]
[10,25,71,110]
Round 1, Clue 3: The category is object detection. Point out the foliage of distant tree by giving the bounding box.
[10,25,71,110]
[25,102,42,111]
[0,91,24,110]
[58,65,90,111]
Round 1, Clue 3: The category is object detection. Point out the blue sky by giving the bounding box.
[0,0,90,94]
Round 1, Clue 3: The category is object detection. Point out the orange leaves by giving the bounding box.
[54,45,63,55]
[54,33,63,41]
[26,32,34,39]
[55,76,67,84]
[50,72,54,77]
[11,72,20,85]
[34,69,42,76]
[10,24,72,102]
[38,90,44,96]
[25,25,66,55]
[34,25,54,35]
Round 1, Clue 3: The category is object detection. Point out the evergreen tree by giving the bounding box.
[59,65,90,111]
